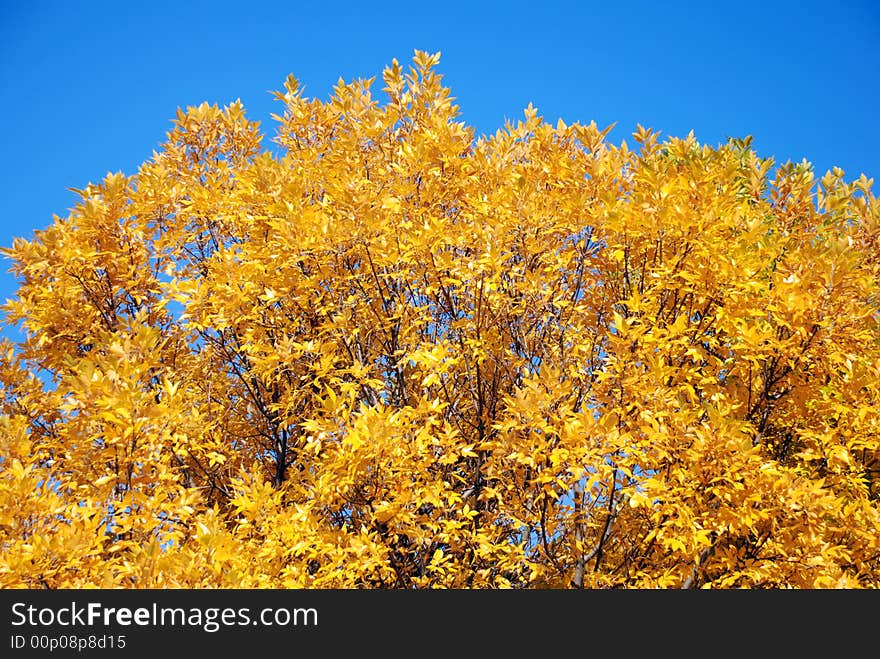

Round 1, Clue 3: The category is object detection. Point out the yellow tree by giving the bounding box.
[1,52,878,588]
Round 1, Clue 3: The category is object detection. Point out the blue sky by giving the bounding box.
[1,0,877,319]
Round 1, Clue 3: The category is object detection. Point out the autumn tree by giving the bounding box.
[1,52,878,588]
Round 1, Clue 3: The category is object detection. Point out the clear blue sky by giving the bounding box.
[1,0,878,315]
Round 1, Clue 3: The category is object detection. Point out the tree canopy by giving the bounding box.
[1,52,878,588]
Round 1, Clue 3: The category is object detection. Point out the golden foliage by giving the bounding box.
[2,52,878,588]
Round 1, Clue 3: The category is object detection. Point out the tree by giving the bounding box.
[1,52,878,588]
